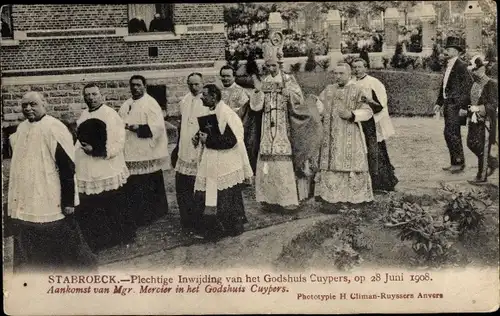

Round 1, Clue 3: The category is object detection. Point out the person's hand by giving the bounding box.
[474,105,486,116]
[126,124,139,132]
[80,142,93,155]
[192,132,200,147]
[253,77,262,93]
[433,104,442,113]
[338,109,353,120]
[199,132,208,145]
[62,206,75,216]
[459,109,468,117]
[361,95,375,105]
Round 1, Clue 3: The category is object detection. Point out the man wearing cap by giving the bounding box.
[434,36,473,173]
[434,36,472,173]
[465,55,498,184]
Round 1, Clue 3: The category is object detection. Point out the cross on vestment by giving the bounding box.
[204,122,213,135]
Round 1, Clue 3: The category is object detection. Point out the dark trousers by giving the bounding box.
[467,121,498,180]
[443,101,466,166]
[175,172,204,233]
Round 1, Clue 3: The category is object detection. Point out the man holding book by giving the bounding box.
[193,84,253,239]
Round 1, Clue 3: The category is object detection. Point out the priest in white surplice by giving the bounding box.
[193,84,253,239]
[119,75,170,227]
[219,64,261,173]
[75,83,135,252]
[352,57,398,191]
[8,92,97,273]
[314,63,374,205]
[170,73,208,237]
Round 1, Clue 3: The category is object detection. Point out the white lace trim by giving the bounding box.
[175,158,198,176]
[194,168,249,192]
[77,168,130,195]
[126,157,170,175]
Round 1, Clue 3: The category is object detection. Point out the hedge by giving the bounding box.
[294,70,441,117]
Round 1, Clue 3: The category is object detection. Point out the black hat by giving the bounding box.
[77,118,108,157]
[445,36,465,52]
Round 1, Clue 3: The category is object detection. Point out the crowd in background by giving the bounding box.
[225,30,329,61]
[340,30,385,54]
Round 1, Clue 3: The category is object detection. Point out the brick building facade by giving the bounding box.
[1,4,226,131]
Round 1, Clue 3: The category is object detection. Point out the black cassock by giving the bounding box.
[13,127,97,273]
[75,118,137,252]
[194,120,248,240]
[361,90,398,191]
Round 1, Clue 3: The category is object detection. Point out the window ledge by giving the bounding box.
[123,33,180,42]
[1,39,19,47]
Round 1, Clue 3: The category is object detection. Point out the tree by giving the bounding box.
[280,7,299,30]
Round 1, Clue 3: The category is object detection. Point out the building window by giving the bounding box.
[1,5,13,39]
[147,85,167,113]
[128,4,174,34]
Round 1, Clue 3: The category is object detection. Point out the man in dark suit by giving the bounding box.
[434,36,473,173]
[465,55,498,184]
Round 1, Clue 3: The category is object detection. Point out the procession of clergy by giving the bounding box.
[8,35,497,272]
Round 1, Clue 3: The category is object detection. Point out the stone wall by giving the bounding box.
[1,4,225,71]
[1,73,217,128]
[11,4,128,31]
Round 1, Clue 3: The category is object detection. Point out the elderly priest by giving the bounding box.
[8,92,97,273]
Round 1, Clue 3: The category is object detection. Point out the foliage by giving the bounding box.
[440,183,492,236]
[423,44,445,72]
[390,43,415,69]
[382,56,390,69]
[343,55,356,67]
[325,212,371,271]
[290,62,302,73]
[317,58,331,71]
[304,49,317,72]
[328,243,363,271]
[383,199,460,267]
[230,59,240,73]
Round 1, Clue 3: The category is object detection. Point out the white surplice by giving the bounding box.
[75,104,130,195]
[118,93,170,175]
[194,101,253,206]
[8,115,79,223]
[355,75,395,142]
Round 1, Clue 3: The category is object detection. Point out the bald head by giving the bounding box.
[333,63,352,86]
[21,91,47,122]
